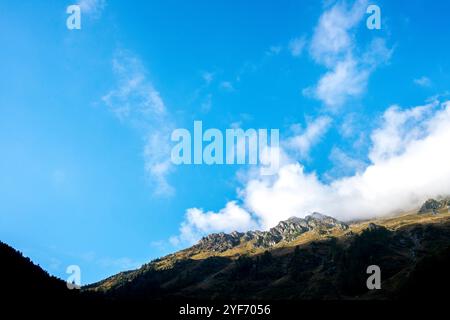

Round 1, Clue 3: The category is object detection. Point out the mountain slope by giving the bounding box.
[0,241,76,303]
[86,202,450,300]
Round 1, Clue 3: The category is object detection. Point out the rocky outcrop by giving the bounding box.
[418,198,449,214]
[195,231,246,252]
[195,213,348,252]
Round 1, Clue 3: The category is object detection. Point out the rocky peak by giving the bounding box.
[253,213,348,247]
[305,212,348,230]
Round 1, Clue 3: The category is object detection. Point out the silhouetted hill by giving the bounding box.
[0,241,77,305]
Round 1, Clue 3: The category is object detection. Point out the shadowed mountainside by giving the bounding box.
[0,241,79,304]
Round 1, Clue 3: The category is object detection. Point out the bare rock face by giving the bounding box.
[195,213,349,252]
[418,198,449,214]
[195,232,244,252]
[305,212,349,231]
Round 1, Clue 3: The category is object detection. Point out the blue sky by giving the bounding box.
[1,0,450,284]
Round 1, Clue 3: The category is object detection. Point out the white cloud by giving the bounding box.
[102,50,175,196]
[362,37,393,65]
[78,0,106,16]
[414,76,432,87]
[369,102,435,163]
[314,55,369,108]
[170,201,258,246]
[173,100,450,244]
[288,37,306,57]
[103,52,166,119]
[285,116,332,159]
[307,0,392,109]
[310,0,366,66]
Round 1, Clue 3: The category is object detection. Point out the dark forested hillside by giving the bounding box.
[0,241,76,304]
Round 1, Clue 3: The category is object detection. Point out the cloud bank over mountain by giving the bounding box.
[172,99,450,245]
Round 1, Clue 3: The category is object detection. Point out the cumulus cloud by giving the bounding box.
[285,116,332,159]
[247,100,450,225]
[102,50,175,196]
[170,202,258,246]
[173,100,450,245]
[369,102,435,163]
[307,0,392,109]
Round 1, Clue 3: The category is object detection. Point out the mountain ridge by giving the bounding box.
[85,198,450,300]
[194,212,348,252]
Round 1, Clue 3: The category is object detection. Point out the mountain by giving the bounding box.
[2,199,449,304]
[86,203,450,300]
[0,241,78,304]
